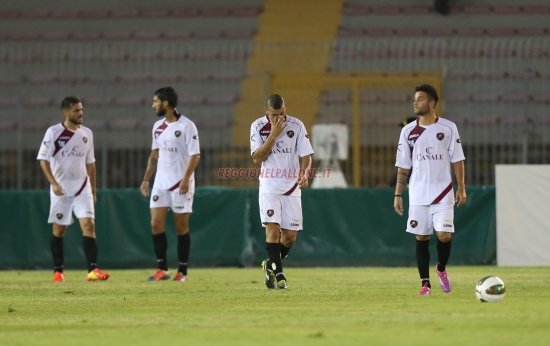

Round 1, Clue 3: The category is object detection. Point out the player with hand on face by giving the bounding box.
[250,94,314,289]
[394,84,466,296]
[37,96,110,282]
[140,87,200,282]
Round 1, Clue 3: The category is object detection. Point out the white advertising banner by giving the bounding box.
[496,165,550,266]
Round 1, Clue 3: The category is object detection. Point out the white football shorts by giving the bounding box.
[150,187,193,214]
[48,185,94,226]
[259,193,303,231]
[406,203,455,235]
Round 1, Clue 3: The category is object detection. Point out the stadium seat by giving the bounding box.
[224,30,256,39]
[0,76,18,85]
[342,6,370,16]
[25,74,57,84]
[455,28,485,36]
[206,95,238,106]
[0,119,17,130]
[141,8,170,18]
[492,6,521,14]
[73,31,102,40]
[51,9,79,19]
[370,6,401,14]
[81,9,109,18]
[337,28,364,37]
[179,95,205,106]
[164,30,192,40]
[517,28,547,36]
[21,119,50,131]
[395,28,425,37]
[366,28,394,37]
[42,31,71,41]
[134,31,163,40]
[82,119,107,131]
[402,6,432,14]
[20,10,50,19]
[119,73,152,83]
[486,28,516,36]
[462,6,492,14]
[23,96,52,107]
[82,96,106,107]
[531,93,550,103]
[171,8,200,17]
[111,8,140,18]
[501,93,526,103]
[0,97,18,107]
[10,32,40,41]
[109,118,139,130]
[194,30,223,39]
[0,10,18,19]
[231,7,262,17]
[137,117,156,130]
[111,96,145,107]
[320,91,350,105]
[152,74,179,83]
[446,92,470,103]
[471,92,500,103]
[103,31,132,40]
[425,28,454,36]
[201,8,229,17]
[212,73,243,83]
[529,114,550,125]
[523,6,550,14]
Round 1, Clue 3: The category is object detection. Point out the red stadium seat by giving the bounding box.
[141,9,169,18]
[342,6,370,16]
[20,10,50,19]
[179,95,205,106]
[395,28,425,36]
[109,118,138,130]
[82,119,106,130]
[164,30,192,39]
[231,7,262,17]
[206,95,238,106]
[103,31,132,40]
[81,9,109,19]
[201,8,229,17]
[119,73,152,83]
[366,28,394,37]
[370,6,401,14]
[25,74,57,84]
[23,96,52,107]
[133,31,163,40]
[82,96,106,107]
[446,92,470,103]
[517,28,547,36]
[492,6,521,14]
[455,28,485,36]
[0,97,18,108]
[73,31,102,40]
[42,31,71,41]
[471,92,500,103]
[0,76,18,85]
[501,93,526,103]
[51,10,79,19]
[402,6,432,14]
[10,32,40,41]
[172,8,200,17]
[425,28,454,36]
[0,10,18,19]
[320,91,350,104]
[486,28,516,36]
[337,28,364,37]
[462,6,492,14]
[194,30,223,39]
[523,6,550,14]
[111,96,144,107]
[111,9,139,18]
[224,29,255,39]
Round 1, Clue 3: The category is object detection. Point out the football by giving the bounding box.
[475,276,506,302]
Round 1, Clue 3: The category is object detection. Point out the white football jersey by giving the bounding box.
[395,117,465,205]
[250,115,314,196]
[151,113,200,191]
[37,123,95,196]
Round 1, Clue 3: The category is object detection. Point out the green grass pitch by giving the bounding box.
[1,266,549,346]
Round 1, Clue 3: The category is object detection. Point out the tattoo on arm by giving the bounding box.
[397,177,408,185]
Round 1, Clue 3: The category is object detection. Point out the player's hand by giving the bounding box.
[394,196,403,216]
[298,174,309,189]
[179,178,189,195]
[456,187,467,207]
[140,181,150,197]
[268,115,287,139]
[52,182,64,196]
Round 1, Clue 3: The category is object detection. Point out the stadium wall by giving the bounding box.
[0,186,495,270]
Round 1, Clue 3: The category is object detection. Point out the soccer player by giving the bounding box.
[394,84,466,296]
[140,87,200,282]
[250,94,314,289]
[37,96,110,282]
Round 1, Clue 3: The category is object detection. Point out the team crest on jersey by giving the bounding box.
[267,209,274,217]
[153,195,159,202]
[175,131,181,138]
[437,133,444,141]
[56,213,63,220]
[410,220,418,228]
[83,137,88,143]
[287,130,294,138]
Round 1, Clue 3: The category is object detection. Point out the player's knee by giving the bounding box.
[437,232,452,242]
[176,225,189,236]
[53,225,67,237]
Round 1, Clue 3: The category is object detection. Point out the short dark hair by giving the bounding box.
[154,86,178,108]
[61,96,81,110]
[266,94,284,110]
[415,84,439,106]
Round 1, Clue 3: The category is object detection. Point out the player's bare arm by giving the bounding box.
[86,162,97,204]
[39,160,64,196]
[298,155,312,189]
[453,160,467,207]
[252,114,287,164]
[179,154,200,195]
[394,167,410,216]
[141,149,159,197]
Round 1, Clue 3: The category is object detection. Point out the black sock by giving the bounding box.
[82,236,98,272]
[266,242,284,280]
[416,239,430,288]
[437,239,452,272]
[152,233,168,271]
[177,233,191,275]
[280,244,292,259]
[51,235,64,273]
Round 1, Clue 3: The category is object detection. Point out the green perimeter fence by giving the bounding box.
[0,187,495,270]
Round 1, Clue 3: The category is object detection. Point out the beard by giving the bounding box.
[414,108,429,116]
[156,106,167,117]
[68,116,82,125]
